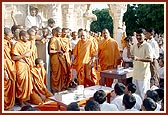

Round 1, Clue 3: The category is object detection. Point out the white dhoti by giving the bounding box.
[132,78,150,100]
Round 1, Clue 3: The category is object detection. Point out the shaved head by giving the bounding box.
[102,28,110,39]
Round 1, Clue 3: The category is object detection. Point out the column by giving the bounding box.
[108,4,127,50]
[48,4,62,27]
[61,4,74,29]
[83,4,97,31]
[73,4,87,31]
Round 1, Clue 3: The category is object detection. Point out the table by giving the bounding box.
[100,68,133,86]
[49,85,113,110]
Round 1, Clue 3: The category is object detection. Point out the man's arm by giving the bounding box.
[12,51,31,61]
[11,11,17,25]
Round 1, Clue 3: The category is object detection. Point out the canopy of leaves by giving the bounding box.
[91,4,164,36]
[90,9,113,37]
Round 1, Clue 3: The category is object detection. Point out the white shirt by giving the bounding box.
[110,94,125,111]
[155,103,161,111]
[131,41,153,80]
[147,38,160,59]
[158,67,164,79]
[47,26,54,37]
[150,85,159,90]
[70,38,79,49]
[132,93,142,110]
[100,102,119,111]
[122,47,132,62]
[25,15,42,29]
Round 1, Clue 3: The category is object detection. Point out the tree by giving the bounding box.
[91,4,164,37]
[90,8,113,37]
[136,4,164,34]
[123,4,138,36]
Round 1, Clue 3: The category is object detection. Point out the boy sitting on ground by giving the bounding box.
[29,58,53,105]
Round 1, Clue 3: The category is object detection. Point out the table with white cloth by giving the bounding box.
[49,85,113,110]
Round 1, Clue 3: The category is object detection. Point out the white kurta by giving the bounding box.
[110,95,125,111]
[131,41,153,99]
[25,15,42,29]
[132,93,142,110]
[100,102,119,111]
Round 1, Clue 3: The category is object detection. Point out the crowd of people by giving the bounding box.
[66,82,164,111]
[4,6,165,111]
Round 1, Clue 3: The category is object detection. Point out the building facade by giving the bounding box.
[3,3,127,40]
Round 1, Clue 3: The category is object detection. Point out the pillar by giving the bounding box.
[48,4,62,27]
[108,4,127,50]
[73,4,87,31]
[61,4,74,29]
[83,4,97,31]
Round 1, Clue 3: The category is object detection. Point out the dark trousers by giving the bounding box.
[150,59,160,86]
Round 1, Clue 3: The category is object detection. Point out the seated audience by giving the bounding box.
[93,90,118,111]
[145,90,161,111]
[141,97,157,111]
[84,100,100,111]
[67,102,80,111]
[110,83,126,111]
[154,88,164,105]
[125,83,142,110]
[123,93,138,111]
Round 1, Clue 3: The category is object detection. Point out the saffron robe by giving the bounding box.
[11,40,33,102]
[50,37,71,91]
[98,37,120,87]
[73,39,99,87]
[30,66,53,105]
[4,39,16,110]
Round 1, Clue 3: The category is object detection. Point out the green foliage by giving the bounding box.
[91,4,164,37]
[123,4,138,36]
[135,4,164,34]
[90,8,113,37]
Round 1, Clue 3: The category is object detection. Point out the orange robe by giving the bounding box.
[29,39,38,67]
[98,37,120,87]
[30,67,53,105]
[50,37,71,92]
[73,39,99,87]
[60,37,72,86]
[4,39,16,110]
[96,36,103,43]
[11,40,33,102]
[121,34,127,50]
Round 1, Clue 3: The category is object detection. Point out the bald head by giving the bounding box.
[102,28,110,39]
[81,30,87,41]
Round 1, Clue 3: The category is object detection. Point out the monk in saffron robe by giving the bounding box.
[11,30,33,107]
[27,28,41,67]
[73,30,99,87]
[30,58,53,105]
[87,31,100,85]
[98,29,121,87]
[4,28,16,110]
[60,28,72,88]
[50,27,71,92]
